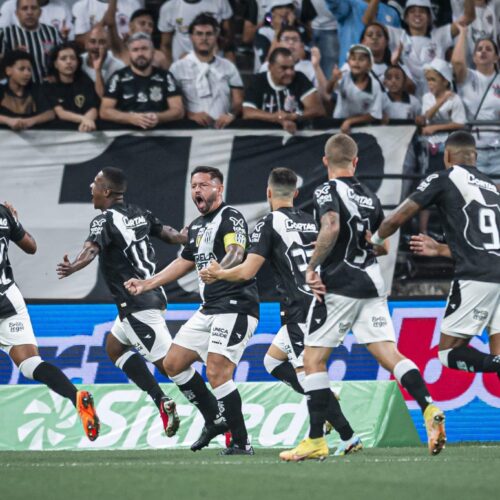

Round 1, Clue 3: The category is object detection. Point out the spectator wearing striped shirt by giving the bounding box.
[0,0,62,84]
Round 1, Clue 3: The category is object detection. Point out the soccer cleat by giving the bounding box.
[76,390,99,441]
[191,421,229,452]
[219,442,255,455]
[424,404,446,456]
[279,437,329,462]
[333,435,363,456]
[159,397,180,438]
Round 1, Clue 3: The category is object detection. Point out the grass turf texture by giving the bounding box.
[1,445,498,500]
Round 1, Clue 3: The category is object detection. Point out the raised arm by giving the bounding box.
[451,23,468,85]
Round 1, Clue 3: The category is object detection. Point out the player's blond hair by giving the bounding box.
[324,134,358,168]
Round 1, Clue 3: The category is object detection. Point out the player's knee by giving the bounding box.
[105,334,126,362]
[18,355,43,380]
[438,349,451,368]
[206,364,230,387]
[163,355,182,377]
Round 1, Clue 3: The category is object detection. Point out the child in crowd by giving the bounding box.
[0,51,54,130]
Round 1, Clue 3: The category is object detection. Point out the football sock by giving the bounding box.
[214,381,248,448]
[394,359,432,412]
[304,372,330,439]
[440,346,500,373]
[33,362,78,406]
[325,392,354,441]
[173,369,220,424]
[264,356,305,394]
[115,352,165,409]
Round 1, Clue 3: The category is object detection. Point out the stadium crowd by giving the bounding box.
[0,0,499,176]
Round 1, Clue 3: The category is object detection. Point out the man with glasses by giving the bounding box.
[170,13,243,129]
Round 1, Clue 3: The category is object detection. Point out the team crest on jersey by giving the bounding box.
[74,94,85,109]
[493,84,500,98]
[150,86,163,102]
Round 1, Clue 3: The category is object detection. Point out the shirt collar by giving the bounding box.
[266,71,287,91]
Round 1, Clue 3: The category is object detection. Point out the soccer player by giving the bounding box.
[280,133,445,461]
[125,166,259,455]
[200,167,361,455]
[370,130,500,398]
[56,167,185,437]
[0,202,99,441]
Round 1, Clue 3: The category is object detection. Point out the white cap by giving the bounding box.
[270,0,295,10]
[424,58,453,86]
[404,0,435,19]
[348,44,374,65]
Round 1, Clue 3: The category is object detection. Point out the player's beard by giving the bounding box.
[131,56,152,71]
[194,191,217,214]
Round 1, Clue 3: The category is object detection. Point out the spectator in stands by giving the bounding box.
[452,23,500,177]
[329,44,383,134]
[0,0,62,84]
[103,1,168,70]
[46,42,99,132]
[242,0,270,45]
[100,32,184,129]
[158,0,234,68]
[366,0,476,97]
[0,0,73,39]
[170,14,243,129]
[243,47,325,134]
[0,50,54,129]
[324,0,401,66]
[72,0,143,46]
[81,25,125,98]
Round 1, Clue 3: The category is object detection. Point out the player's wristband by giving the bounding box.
[371,231,386,246]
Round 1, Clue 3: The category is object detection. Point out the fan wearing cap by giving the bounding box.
[330,44,383,134]
[365,0,476,96]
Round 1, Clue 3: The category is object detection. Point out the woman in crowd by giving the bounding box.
[46,42,99,132]
[0,51,55,130]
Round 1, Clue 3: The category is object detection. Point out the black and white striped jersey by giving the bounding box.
[249,207,316,324]
[313,177,386,298]
[181,203,260,318]
[86,203,167,318]
[410,164,500,283]
[0,204,26,318]
[0,23,62,83]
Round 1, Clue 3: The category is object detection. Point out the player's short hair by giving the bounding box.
[126,31,153,48]
[2,49,33,71]
[268,167,297,198]
[324,134,358,166]
[191,166,224,184]
[101,167,127,194]
[188,13,220,34]
[269,47,293,64]
[445,131,476,151]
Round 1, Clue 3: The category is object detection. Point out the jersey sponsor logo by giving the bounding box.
[347,188,374,209]
[371,315,387,328]
[416,173,439,192]
[466,173,497,194]
[137,92,148,103]
[315,184,333,206]
[472,308,488,321]
[151,74,164,83]
[229,216,244,228]
[0,218,8,228]
[123,215,147,229]
[195,251,217,270]
[250,221,265,242]
[8,321,25,333]
[90,218,106,236]
[284,219,317,233]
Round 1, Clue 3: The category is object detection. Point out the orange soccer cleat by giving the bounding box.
[77,390,100,441]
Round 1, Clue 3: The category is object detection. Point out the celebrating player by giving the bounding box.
[371,131,500,392]
[200,167,361,455]
[280,133,445,461]
[57,167,185,438]
[125,166,259,455]
[0,202,99,441]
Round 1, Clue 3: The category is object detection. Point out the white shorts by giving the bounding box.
[305,293,396,348]
[111,309,172,363]
[0,285,37,354]
[272,323,306,369]
[441,280,500,338]
[173,310,258,365]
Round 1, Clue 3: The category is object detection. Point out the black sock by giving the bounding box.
[325,392,354,441]
[270,362,305,394]
[217,389,248,447]
[121,353,165,409]
[400,369,432,412]
[33,362,77,406]
[307,389,330,439]
[447,346,500,373]
[177,371,220,424]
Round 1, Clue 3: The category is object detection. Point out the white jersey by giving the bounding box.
[260,59,317,87]
[81,50,126,83]
[458,69,500,149]
[421,92,466,145]
[310,0,337,30]
[333,70,383,120]
[0,0,73,38]
[158,0,233,62]
[387,25,454,96]
[382,92,421,120]
[72,0,143,38]
[170,51,243,118]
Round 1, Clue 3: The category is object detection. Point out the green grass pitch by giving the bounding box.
[1,445,498,500]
